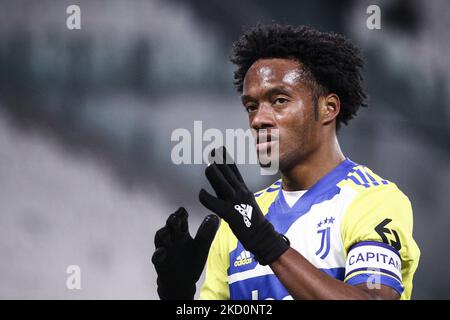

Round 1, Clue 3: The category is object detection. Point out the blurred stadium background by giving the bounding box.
[0,0,448,299]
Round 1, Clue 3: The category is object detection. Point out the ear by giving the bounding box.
[319,93,340,125]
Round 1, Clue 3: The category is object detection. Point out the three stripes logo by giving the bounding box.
[234,250,253,267]
[234,204,253,227]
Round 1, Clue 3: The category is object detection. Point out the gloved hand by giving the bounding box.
[152,207,219,300]
[199,147,290,266]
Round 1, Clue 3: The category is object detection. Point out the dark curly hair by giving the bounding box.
[230,24,367,130]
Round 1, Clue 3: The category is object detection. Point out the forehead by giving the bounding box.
[243,58,307,91]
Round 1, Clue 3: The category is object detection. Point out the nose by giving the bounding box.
[250,103,276,130]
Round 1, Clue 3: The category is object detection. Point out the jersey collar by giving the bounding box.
[275,157,357,214]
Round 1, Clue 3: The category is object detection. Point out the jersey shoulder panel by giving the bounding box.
[338,164,392,192]
[340,173,414,254]
[254,179,281,215]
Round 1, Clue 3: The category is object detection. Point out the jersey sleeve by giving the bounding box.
[341,184,420,299]
[198,220,231,300]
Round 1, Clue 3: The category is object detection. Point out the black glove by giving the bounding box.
[152,207,219,300]
[199,147,290,266]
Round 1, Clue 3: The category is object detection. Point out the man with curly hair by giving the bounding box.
[152,24,420,300]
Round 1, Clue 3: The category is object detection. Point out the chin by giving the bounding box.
[258,161,274,168]
[257,152,286,172]
[276,153,301,173]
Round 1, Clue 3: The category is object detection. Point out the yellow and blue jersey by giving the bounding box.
[199,158,420,300]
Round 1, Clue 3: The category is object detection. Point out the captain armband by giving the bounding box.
[344,241,404,294]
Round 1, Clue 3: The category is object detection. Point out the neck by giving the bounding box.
[281,136,345,191]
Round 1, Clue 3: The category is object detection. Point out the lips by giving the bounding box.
[256,132,278,144]
[256,132,279,152]
[256,141,276,153]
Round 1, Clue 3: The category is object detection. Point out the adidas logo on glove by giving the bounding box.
[234,204,253,227]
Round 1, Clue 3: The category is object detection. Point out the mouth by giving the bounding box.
[256,141,276,153]
[256,132,279,152]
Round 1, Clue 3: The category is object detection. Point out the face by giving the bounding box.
[242,58,323,172]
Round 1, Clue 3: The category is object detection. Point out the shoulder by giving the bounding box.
[339,163,415,252]
[339,162,411,211]
[339,163,398,191]
[254,179,281,197]
[253,179,281,214]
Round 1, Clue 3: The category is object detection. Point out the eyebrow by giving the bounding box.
[264,86,293,98]
[241,95,257,105]
[241,86,294,104]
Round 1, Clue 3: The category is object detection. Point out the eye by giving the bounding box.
[273,97,289,105]
[245,105,258,113]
